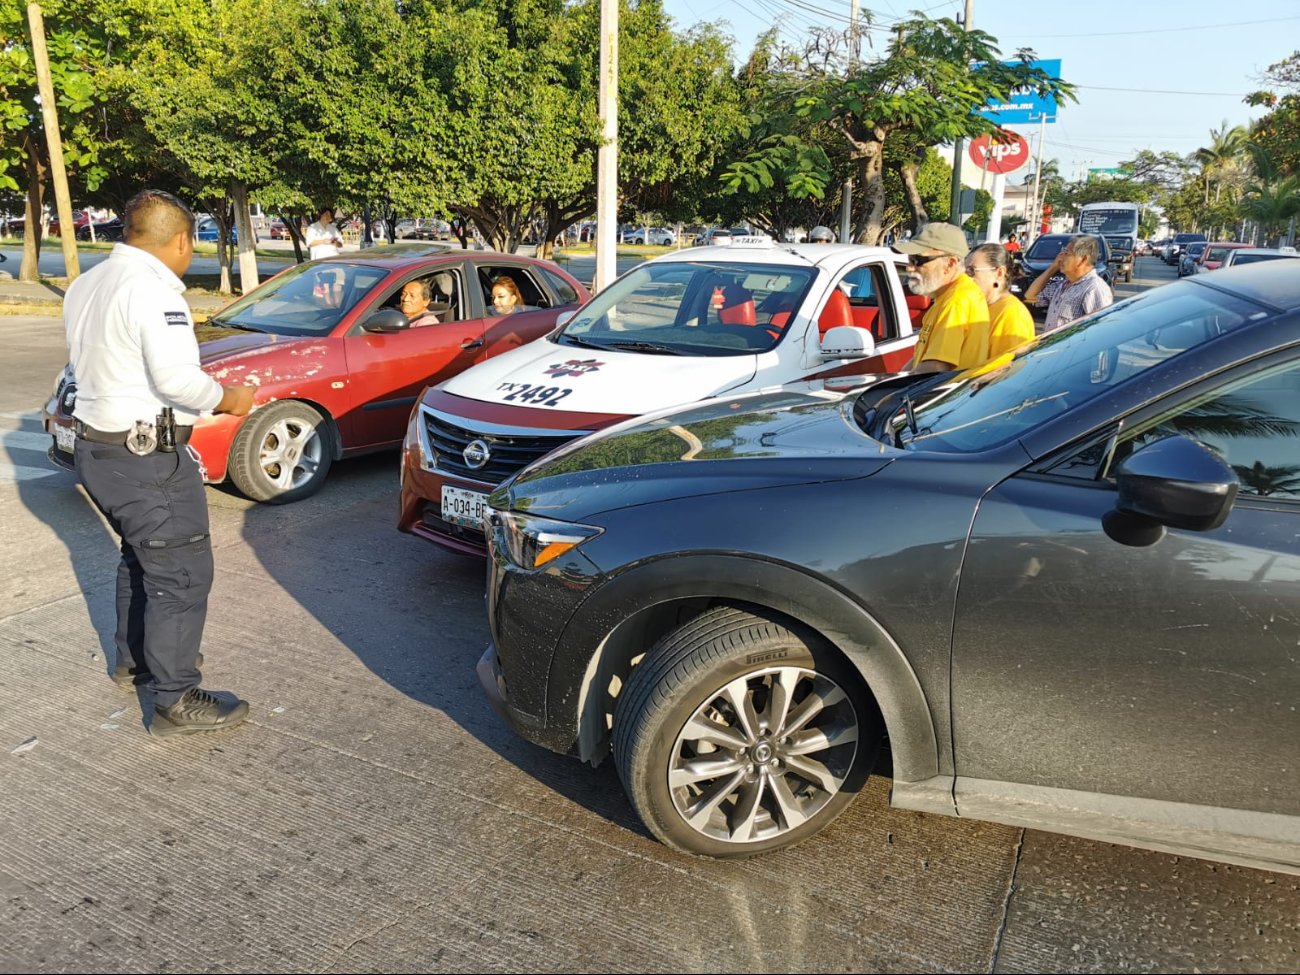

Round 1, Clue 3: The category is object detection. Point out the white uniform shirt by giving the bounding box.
[64,243,223,430]
[304,219,341,260]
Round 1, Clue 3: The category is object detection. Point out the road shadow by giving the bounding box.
[233,451,645,835]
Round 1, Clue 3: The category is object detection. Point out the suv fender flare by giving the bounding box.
[555,553,940,784]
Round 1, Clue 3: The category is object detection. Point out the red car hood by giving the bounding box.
[194,325,334,386]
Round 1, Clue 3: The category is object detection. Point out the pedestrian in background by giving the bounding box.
[450,214,469,250]
[64,189,256,736]
[964,243,1036,364]
[305,207,343,260]
[893,223,990,373]
[1024,234,1113,333]
[1004,233,1021,253]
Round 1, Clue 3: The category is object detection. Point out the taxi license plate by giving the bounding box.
[441,485,489,529]
[54,424,75,453]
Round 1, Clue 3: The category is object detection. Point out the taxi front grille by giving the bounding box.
[421,410,576,484]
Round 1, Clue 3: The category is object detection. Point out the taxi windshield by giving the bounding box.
[556,261,815,357]
[209,262,389,336]
[887,283,1266,453]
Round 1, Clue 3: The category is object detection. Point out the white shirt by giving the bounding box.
[64,243,223,430]
[305,219,341,260]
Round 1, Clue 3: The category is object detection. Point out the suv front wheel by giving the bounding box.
[612,607,879,858]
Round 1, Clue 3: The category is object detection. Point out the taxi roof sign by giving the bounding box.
[729,234,774,247]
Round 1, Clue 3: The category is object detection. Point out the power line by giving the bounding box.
[1000,14,1300,39]
[1076,85,1252,98]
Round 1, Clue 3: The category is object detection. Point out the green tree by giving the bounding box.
[724,17,1074,243]
[0,0,113,280]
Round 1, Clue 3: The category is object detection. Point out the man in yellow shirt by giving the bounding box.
[894,223,990,373]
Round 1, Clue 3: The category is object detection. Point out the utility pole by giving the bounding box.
[594,0,618,293]
[839,0,860,243]
[948,0,974,228]
[26,2,79,281]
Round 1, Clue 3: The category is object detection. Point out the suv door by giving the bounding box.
[949,352,1300,819]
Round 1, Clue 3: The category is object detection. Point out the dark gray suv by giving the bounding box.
[479,262,1300,870]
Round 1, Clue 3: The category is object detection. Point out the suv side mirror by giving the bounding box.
[1107,435,1238,544]
[820,326,876,360]
[362,308,411,333]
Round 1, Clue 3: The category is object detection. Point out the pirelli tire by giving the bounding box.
[612,606,880,858]
[228,400,334,504]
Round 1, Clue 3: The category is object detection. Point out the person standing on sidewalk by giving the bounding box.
[64,189,256,737]
[1023,234,1113,333]
[304,207,343,260]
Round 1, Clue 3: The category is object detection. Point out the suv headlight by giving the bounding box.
[489,509,602,569]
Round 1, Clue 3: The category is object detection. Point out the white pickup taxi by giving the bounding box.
[398,236,929,554]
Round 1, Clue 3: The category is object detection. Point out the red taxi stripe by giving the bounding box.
[424,388,633,431]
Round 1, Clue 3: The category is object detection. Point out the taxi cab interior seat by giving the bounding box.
[716,284,756,326]
[818,288,854,338]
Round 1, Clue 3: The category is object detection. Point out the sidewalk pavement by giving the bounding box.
[0,276,230,315]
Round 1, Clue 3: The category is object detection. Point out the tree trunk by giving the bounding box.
[231,181,259,294]
[19,145,46,283]
[286,212,306,263]
[855,142,887,245]
[897,152,930,233]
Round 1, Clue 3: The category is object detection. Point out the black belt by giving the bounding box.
[74,420,193,446]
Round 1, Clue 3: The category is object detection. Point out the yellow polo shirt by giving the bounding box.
[959,293,1035,369]
[911,273,990,371]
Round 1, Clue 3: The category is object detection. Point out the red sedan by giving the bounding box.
[43,247,589,503]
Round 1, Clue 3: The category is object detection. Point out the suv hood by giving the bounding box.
[499,386,894,520]
[439,337,759,416]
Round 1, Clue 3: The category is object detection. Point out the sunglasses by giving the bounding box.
[907,253,949,269]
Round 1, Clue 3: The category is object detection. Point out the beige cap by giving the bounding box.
[893,223,971,258]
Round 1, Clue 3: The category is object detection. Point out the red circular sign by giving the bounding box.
[968,131,1031,174]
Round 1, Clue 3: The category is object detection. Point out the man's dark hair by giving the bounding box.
[123,190,195,245]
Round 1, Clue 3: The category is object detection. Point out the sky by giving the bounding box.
[659,0,1299,183]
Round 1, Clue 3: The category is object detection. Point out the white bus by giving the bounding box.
[1077,202,1140,282]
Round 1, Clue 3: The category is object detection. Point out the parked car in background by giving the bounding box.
[627,227,675,246]
[1193,241,1249,273]
[77,217,124,241]
[268,220,292,240]
[195,217,237,244]
[692,227,734,247]
[1009,233,1114,316]
[398,236,933,554]
[1178,240,1208,277]
[478,260,1300,867]
[48,210,92,237]
[1219,247,1300,269]
[45,247,588,503]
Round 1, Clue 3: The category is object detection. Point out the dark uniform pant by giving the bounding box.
[74,439,212,708]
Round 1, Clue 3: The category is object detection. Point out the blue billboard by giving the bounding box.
[979,59,1061,125]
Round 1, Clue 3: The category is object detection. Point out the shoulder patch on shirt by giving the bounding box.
[164,310,190,327]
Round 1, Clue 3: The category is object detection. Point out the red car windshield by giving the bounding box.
[209,263,389,336]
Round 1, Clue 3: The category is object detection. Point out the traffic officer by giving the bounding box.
[64,189,256,737]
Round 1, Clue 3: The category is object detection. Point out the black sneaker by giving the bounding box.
[150,687,249,737]
[112,653,204,692]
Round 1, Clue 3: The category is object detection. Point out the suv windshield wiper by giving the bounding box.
[600,339,687,356]
[893,391,919,447]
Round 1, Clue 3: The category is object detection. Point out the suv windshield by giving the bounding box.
[556,261,815,356]
[885,283,1264,453]
[209,262,389,336]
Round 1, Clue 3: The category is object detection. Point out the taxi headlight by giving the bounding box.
[490,509,602,569]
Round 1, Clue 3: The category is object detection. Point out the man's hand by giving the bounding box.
[216,384,256,416]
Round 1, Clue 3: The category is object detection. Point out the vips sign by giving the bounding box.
[968,131,1031,175]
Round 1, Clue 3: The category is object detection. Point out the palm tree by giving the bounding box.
[1241,174,1300,245]
[1193,122,1249,204]
[1231,461,1300,498]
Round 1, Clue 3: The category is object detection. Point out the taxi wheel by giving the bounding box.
[229,401,333,504]
[612,607,879,858]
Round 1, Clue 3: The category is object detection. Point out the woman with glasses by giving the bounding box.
[964,243,1036,363]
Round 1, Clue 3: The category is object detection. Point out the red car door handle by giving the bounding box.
[461,338,483,350]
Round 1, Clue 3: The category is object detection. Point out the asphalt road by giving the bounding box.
[1,257,1296,972]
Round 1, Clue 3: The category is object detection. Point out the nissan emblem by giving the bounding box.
[463,439,491,470]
